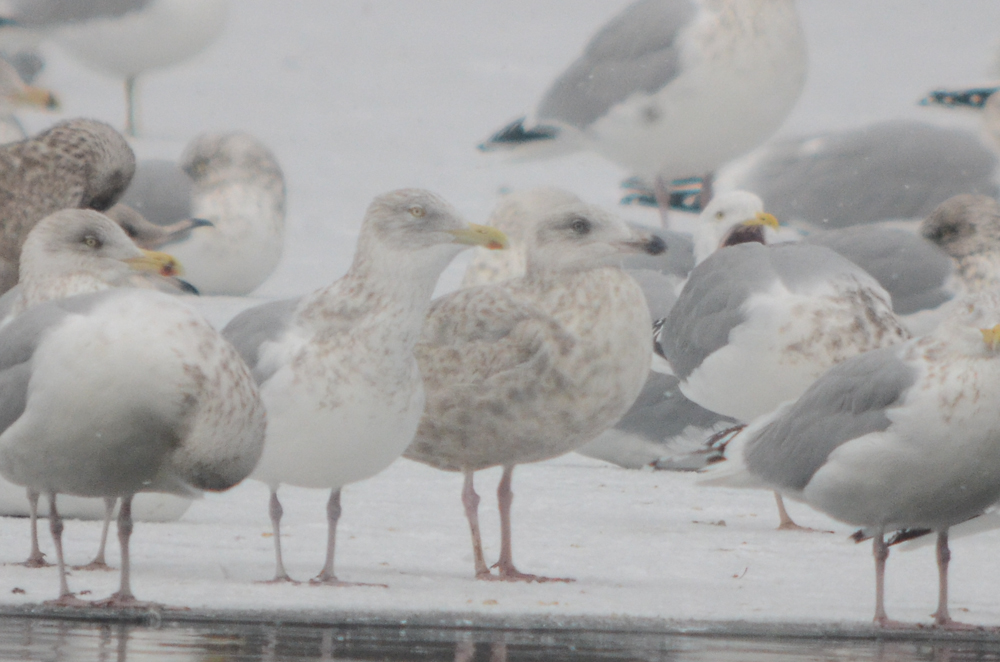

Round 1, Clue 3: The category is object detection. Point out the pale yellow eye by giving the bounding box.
[83,235,100,248]
[409,206,426,218]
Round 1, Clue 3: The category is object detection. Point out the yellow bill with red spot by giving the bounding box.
[125,250,184,277]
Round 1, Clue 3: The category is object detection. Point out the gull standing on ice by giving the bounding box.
[0,118,135,293]
[479,0,807,213]
[157,132,286,295]
[0,287,266,607]
[404,202,665,581]
[701,293,1000,628]
[222,189,507,585]
[657,233,910,527]
[0,209,192,569]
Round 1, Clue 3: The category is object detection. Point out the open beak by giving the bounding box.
[448,223,508,250]
[125,250,184,277]
[980,324,1000,351]
[12,84,58,111]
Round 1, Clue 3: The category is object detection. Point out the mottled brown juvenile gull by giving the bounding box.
[404,202,665,581]
[658,239,910,528]
[479,0,806,213]
[223,189,507,585]
[702,292,1000,628]
[0,118,135,293]
[159,132,286,295]
[0,288,266,606]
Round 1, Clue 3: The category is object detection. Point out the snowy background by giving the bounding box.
[5,0,1000,628]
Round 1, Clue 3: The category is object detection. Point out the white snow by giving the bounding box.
[5,0,1000,628]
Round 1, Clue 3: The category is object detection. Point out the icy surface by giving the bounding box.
[4,0,1000,627]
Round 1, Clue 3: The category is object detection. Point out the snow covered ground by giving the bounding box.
[6,0,1000,630]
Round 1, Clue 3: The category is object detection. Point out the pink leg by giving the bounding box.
[92,495,160,608]
[310,488,386,588]
[872,533,908,628]
[774,492,832,533]
[491,465,573,583]
[44,493,88,607]
[23,489,51,567]
[74,498,115,571]
[259,488,298,584]
[462,471,491,578]
[932,530,979,629]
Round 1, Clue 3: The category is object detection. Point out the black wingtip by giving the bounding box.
[645,234,667,255]
[478,117,559,151]
[920,86,1000,109]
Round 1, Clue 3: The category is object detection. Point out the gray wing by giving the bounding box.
[7,0,151,26]
[221,297,300,384]
[615,371,730,442]
[0,298,78,433]
[658,242,777,379]
[119,159,194,225]
[806,225,953,314]
[735,120,999,228]
[537,0,699,128]
[743,346,916,492]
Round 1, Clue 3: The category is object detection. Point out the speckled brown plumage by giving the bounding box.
[0,118,135,292]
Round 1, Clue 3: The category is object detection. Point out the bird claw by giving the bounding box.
[72,561,114,572]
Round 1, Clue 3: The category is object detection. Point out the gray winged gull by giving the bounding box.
[479,0,806,213]
[119,158,194,225]
[0,118,135,293]
[153,132,286,295]
[0,209,197,570]
[691,191,783,264]
[4,0,228,136]
[404,202,665,581]
[0,287,265,606]
[714,121,1000,229]
[657,239,910,527]
[222,189,507,585]
[701,292,1000,628]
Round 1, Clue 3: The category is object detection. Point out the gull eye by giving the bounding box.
[570,217,591,235]
[83,235,102,249]
[409,206,426,218]
[715,211,725,220]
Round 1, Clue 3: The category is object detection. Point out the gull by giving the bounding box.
[657,233,910,527]
[479,0,806,214]
[0,209,192,571]
[3,0,228,136]
[155,132,286,295]
[702,292,1000,628]
[222,189,507,585]
[0,287,266,607]
[404,201,665,581]
[0,118,135,293]
[0,55,57,143]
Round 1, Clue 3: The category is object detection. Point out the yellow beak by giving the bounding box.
[11,85,59,111]
[742,212,780,230]
[448,223,508,250]
[981,324,1000,351]
[125,250,183,277]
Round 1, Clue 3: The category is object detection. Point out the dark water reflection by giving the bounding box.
[2,617,1000,661]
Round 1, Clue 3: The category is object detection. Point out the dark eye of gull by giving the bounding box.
[569,217,591,235]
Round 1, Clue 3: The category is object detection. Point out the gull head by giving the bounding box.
[921,194,1000,259]
[695,190,778,262]
[527,203,665,275]
[363,189,506,253]
[20,209,183,285]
